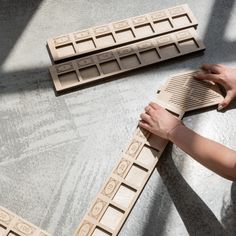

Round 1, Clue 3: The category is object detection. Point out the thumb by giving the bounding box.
[218,91,234,110]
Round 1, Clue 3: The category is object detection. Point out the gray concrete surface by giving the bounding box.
[0,0,236,235]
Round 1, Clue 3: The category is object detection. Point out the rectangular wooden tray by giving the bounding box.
[73,71,223,236]
[47,4,197,63]
[49,27,205,94]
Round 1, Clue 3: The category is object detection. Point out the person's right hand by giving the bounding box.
[195,64,236,110]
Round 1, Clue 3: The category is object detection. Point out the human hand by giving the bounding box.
[139,102,182,140]
[195,64,236,110]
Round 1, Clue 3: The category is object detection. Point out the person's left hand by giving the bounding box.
[139,102,182,140]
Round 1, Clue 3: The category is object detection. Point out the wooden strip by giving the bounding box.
[47,4,198,62]
[0,206,51,236]
[49,27,205,94]
[73,71,223,236]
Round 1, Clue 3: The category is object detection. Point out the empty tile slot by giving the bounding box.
[100,205,124,231]
[134,24,154,37]
[120,54,141,69]
[92,227,112,236]
[112,184,136,208]
[0,225,6,235]
[125,164,148,187]
[115,29,135,42]
[7,232,20,236]
[137,145,159,167]
[76,38,96,52]
[56,43,75,57]
[172,14,191,27]
[100,60,121,74]
[58,71,79,87]
[140,49,160,64]
[79,65,100,80]
[153,19,173,33]
[96,34,115,47]
[159,43,180,58]
[178,38,199,52]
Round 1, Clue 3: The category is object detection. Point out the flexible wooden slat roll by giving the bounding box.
[49,27,205,94]
[47,4,198,63]
[73,71,224,236]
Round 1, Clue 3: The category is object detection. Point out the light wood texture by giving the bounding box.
[156,71,224,112]
[73,71,224,236]
[0,206,51,236]
[47,4,197,62]
[49,27,205,94]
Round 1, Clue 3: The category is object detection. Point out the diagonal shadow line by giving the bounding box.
[156,147,226,236]
[221,182,236,235]
[204,0,234,42]
[0,0,43,66]
[202,0,236,63]
[0,67,52,94]
[0,53,203,95]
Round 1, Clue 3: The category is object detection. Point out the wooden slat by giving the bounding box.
[47,4,198,63]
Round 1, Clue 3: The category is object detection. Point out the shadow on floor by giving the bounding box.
[0,67,53,95]
[203,0,236,63]
[221,182,236,235]
[0,0,43,66]
[142,144,227,236]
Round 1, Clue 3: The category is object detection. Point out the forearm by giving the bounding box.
[169,124,236,181]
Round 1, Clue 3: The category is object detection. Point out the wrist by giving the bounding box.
[168,122,184,142]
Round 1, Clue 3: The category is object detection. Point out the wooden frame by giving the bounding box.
[0,206,51,236]
[49,27,205,94]
[73,71,224,236]
[47,4,198,63]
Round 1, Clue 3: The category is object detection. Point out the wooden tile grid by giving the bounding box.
[74,127,173,236]
[0,206,51,236]
[47,4,198,62]
[49,27,205,93]
[73,72,224,236]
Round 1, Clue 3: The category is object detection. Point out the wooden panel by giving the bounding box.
[0,206,51,236]
[73,71,223,236]
[47,4,197,62]
[156,71,224,112]
[49,28,205,94]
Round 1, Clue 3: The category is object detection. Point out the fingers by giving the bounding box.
[139,120,152,131]
[149,102,163,110]
[201,64,222,74]
[218,91,234,110]
[140,113,153,124]
[144,105,154,115]
[195,73,222,84]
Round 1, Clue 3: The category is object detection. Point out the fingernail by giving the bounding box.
[217,105,223,111]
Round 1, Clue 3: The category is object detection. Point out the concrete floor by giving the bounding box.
[0,0,236,235]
